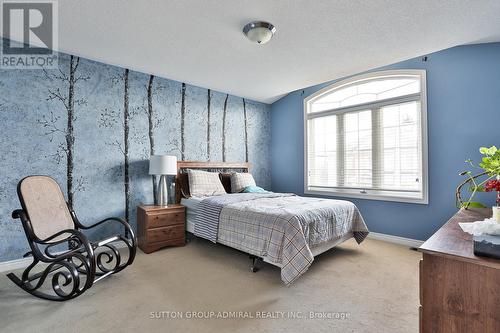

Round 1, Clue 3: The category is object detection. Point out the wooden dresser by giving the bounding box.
[418,208,500,332]
[137,205,186,254]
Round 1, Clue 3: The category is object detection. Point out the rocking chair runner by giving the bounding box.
[7,176,137,301]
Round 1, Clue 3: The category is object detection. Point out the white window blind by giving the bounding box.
[305,70,428,204]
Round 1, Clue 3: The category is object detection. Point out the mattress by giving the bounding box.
[180,196,203,233]
[182,194,364,271]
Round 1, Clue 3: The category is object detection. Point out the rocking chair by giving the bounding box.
[7,176,137,301]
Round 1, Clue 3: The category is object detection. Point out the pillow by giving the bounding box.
[242,185,268,193]
[187,169,227,197]
[230,172,256,193]
[218,173,232,194]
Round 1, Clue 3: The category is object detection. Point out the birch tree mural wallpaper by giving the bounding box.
[207,89,211,161]
[39,55,90,210]
[0,39,270,262]
[180,83,186,160]
[97,68,135,234]
[222,94,229,162]
[123,69,131,224]
[243,98,249,162]
[146,75,157,202]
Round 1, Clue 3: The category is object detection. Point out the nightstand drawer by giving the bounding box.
[137,204,186,254]
[147,225,185,243]
[147,211,184,228]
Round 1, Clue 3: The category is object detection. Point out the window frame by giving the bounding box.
[303,69,428,204]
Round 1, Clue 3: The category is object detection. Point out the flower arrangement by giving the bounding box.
[457,146,500,209]
[484,178,500,205]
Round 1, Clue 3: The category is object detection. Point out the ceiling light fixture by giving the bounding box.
[243,21,276,45]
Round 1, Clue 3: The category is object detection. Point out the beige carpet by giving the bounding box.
[0,237,421,333]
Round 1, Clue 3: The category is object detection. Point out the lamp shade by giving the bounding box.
[149,155,177,175]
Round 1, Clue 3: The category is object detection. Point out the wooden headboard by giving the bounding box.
[175,161,251,203]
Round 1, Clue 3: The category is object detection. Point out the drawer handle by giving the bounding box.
[159,229,179,236]
[150,213,184,225]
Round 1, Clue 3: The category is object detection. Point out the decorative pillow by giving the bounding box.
[187,169,227,197]
[218,173,232,194]
[230,172,256,193]
[242,185,268,193]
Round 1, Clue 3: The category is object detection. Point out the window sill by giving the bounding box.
[304,187,428,204]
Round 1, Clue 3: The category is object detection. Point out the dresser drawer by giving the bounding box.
[147,210,184,228]
[137,205,186,254]
[147,225,184,243]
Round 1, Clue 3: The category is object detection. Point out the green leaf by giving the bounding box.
[480,146,498,156]
[462,201,487,208]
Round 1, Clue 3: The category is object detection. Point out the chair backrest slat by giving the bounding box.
[19,176,74,241]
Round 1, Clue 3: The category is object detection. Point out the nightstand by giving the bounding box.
[137,204,185,254]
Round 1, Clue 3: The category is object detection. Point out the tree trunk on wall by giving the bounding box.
[42,55,89,210]
[147,75,157,203]
[123,69,130,223]
[66,56,78,210]
[243,98,249,162]
[222,94,228,162]
[207,89,211,161]
[180,83,186,160]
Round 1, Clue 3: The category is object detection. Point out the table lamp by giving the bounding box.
[149,155,177,206]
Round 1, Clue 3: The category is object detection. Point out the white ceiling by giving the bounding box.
[29,1,500,103]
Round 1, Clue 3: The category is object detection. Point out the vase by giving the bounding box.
[492,206,500,223]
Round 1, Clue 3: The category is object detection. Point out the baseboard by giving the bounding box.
[367,232,424,248]
[188,221,423,248]
[187,222,423,248]
[0,231,423,272]
[0,257,33,273]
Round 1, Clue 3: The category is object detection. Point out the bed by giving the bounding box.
[176,161,369,285]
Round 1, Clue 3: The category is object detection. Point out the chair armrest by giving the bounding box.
[12,209,25,219]
[76,217,136,240]
[35,228,94,261]
[37,228,85,244]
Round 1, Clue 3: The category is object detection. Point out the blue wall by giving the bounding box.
[271,43,500,241]
[0,39,270,262]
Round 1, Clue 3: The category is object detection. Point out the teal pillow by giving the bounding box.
[242,185,269,193]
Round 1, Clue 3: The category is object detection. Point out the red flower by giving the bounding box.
[484,179,500,192]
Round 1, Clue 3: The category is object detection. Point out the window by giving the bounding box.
[304,70,428,204]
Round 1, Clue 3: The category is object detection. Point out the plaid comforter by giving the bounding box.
[194,193,369,285]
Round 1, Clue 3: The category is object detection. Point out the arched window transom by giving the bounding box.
[304,70,428,204]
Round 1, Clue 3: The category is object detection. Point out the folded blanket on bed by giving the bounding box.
[194,193,369,285]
